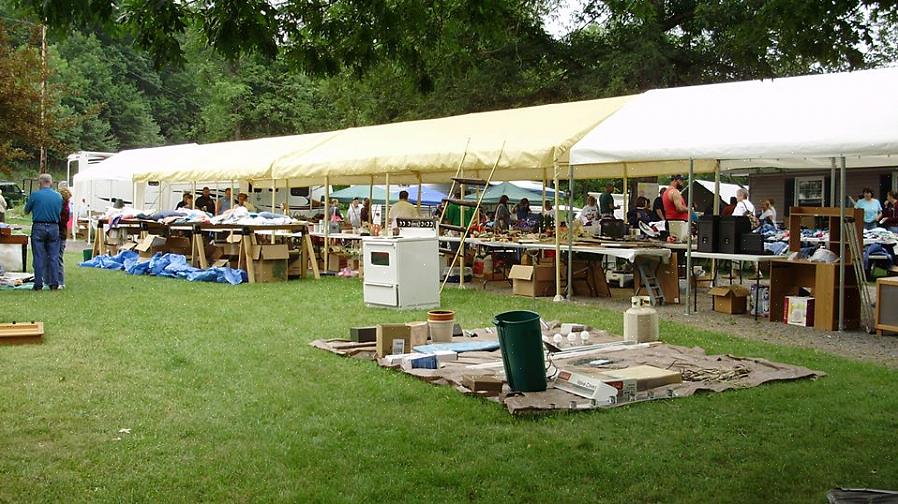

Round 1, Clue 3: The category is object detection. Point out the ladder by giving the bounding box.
[635,258,665,306]
[438,142,505,293]
[843,217,875,333]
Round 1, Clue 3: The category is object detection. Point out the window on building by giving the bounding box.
[795,177,825,207]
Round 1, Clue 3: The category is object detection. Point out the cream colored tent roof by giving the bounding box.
[271,96,635,185]
[132,133,337,183]
[73,143,198,183]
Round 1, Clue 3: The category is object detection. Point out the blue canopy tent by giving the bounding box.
[328,185,396,204]
[401,185,446,206]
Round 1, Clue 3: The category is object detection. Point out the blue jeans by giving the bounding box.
[31,223,60,289]
[864,221,878,230]
[58,239,66,285]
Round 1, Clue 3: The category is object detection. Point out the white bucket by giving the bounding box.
[428,319,454,342]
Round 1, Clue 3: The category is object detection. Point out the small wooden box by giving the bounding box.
[0,322,44,345]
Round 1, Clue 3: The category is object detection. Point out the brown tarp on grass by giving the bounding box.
[310,332,824,415]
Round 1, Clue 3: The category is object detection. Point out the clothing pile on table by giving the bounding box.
[208,206,297,226]
[80,250,246,285]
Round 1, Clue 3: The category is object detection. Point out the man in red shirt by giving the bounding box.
[663,175,689,221]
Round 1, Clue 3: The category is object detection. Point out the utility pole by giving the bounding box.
[39,22,47,174]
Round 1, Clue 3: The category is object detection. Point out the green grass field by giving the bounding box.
[1,252,897,503]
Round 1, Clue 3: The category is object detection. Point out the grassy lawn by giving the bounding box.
[1,252,897,503]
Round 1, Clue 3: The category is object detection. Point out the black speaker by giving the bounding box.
[740,233,765,255]
[718,216,751,254]
[698,215,719,252]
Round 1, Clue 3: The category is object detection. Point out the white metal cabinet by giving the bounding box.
[362,236,440,309]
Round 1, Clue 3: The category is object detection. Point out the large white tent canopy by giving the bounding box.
[131,133,336,183]
[570,67,898,171]
[73,143,198,183]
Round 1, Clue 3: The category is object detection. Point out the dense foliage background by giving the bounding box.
[1,0,897,178]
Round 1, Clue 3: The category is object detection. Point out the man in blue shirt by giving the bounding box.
[24,174,63,290]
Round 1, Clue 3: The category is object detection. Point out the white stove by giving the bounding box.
[362,236,440,309]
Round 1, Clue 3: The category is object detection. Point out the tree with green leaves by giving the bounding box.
[0,20,69,174]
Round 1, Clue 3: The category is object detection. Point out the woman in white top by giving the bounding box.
[578,195,599,224]
[733,188,755,217]
[759,199,777,224]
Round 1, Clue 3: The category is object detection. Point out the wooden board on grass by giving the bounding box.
[0,322,44,345]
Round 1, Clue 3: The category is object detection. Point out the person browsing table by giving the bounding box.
[24,174,63,291]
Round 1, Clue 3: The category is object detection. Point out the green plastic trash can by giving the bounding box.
[493,310,547,392]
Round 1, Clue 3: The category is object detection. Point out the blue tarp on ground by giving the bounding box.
[413,341,501,353]
[79,250,138,270]
[82,252,246,285]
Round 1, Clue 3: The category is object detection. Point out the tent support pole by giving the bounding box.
[713,162,721,281]
[368,176,374,225]
[459,172,465,290]
[385,173,391,236]
[567,163,574,300]
[622,171,628,217]
[324,177,330,271]
[192,182,196,209]
[230,180,235,212]
[285,179,291,215]
[713,162,721,214]
[686,159,695,315]
[553,168,563,302]
[416,173,422,212]
[830,157,837,206]
[838,157,846,331]
[271,179,277,243]
[541,168,547,214]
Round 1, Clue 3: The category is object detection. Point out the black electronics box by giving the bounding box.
[349,326,377,343]
[718,216,751,254]
[698,215,720,252]
[740,233,765,255]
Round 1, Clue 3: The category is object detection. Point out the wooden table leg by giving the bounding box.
[304,233,320,280]
[243,235,256,283]
[195,234,209,269]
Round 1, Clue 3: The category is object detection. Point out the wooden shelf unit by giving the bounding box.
[875,277,898,335]
[768,260,861,331]
[788,207,863,263]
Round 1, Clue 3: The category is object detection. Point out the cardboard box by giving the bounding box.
[349,326,377,343]
[462,375,504,394]
[709,285,749,314]
[600,378,638,403]
[508,263,556,297]
[376,324,412,357]
[205,245,224,262]
[252,244,290,261]
[251,245,290,282]
[406,321,429,348]
[254,259,288,282]
[784,296,815,326]
[287,256,305,277]
[399,351,458,370]
[135,234,166,254]
[164,236,192,256]
[599,365,682,391]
